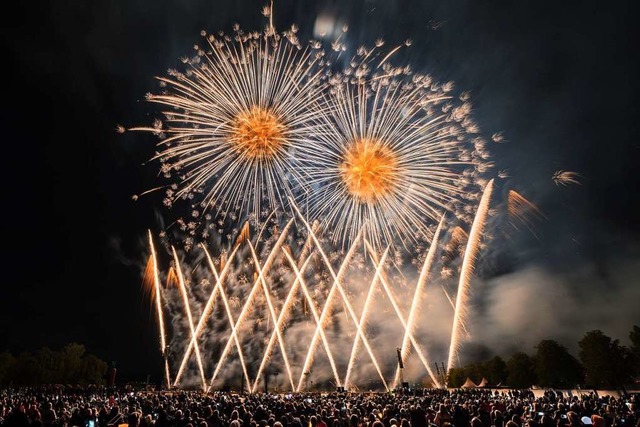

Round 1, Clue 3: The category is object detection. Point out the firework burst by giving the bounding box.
[298,62,491,250]
[129,23,329,226]
[553,170,582,186]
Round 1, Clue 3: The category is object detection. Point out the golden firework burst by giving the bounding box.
[230,106,287,161]
[340,138,399,203]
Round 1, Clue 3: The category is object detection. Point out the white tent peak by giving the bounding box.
[461,377,478,388]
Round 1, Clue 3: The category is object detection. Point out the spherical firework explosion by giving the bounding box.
[129,23,329,225]
[299,71,491,249]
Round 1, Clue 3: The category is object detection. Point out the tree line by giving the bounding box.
[0,327,638,389]
[0,343,108,386]
[447,326,640,389]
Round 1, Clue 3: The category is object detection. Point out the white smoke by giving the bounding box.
[466,258,640,358]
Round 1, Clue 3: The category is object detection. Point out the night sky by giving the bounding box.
[1,0,639,383]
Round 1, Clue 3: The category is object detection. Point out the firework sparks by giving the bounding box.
[171,241,241,387]
[392,214,446,389]
[147,196,507,391]
[299,64,490,251]
[364,240,441,388]
[147,231,171,389]
[279,247,342,389]
[129,24,329,226]
[343,246,390,389]
[553,170,582,186]
[171,247,207,390]
[290,201,388,392]
[201,245,252,392]
[507,190,546,236]
[207,219,294,391]
[446,179,494,373]
[131,7,511,391]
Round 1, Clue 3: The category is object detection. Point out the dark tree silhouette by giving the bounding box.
[446,367,468,388]
[578,330,633,389]
[534,339,583,388]
[630,325,640,377]
[482,355,508,386]
[0,343,107,386]
[506,352,537,388]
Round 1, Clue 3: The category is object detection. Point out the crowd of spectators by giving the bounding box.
[1,386,638,427]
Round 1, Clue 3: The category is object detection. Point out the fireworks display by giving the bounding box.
[129,21,328,224]
[300,71,489,249]
[127,5,566,391]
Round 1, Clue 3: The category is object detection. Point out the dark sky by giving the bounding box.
[1,0,639,383]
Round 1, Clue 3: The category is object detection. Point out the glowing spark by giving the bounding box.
[377,44,404,69]
[553,170,582,186]
[491,132,505,143]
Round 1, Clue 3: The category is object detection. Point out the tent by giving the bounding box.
[461,378,478,388]
[477,378,488,387]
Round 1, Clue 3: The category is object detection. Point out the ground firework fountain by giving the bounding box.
[144,181,494,392]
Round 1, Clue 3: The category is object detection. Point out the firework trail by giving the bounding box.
[446,178,494,373]
[251,253,312,393]
[147,231,171,389]
[246,240,296,390]
[364,240,440,388]
[299,63,490,251]
[553,170,582,186]
[128,23,330,226]
[131,5,508,390]
[507,190,546,237]
[291,200,388,391]
[172,240,241,386]
[171,247,207,390]
[441,226,468,265]
[201,245,252,392]
[207,219,294,391]
[343,246,390,389]
[250,221,341,392]
[278,247,342,390]
[392,214,446,389]
[440,285,471,340]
